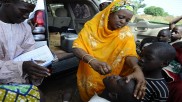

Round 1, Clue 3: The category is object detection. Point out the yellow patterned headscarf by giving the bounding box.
[110,1,134,13]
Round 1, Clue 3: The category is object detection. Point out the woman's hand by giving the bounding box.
[125,66,146,100]
[23,61,51,80]
[89,59,111,75]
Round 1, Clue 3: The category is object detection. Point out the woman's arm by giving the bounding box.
[72,48,111,75]
[125,56,146,100]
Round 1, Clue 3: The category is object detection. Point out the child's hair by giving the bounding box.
[157,29,171,42]
[117,79,140,102]
[102,76,140,102]
[140,37,158,50]
[157,29,171,37]
[147,42,176,63]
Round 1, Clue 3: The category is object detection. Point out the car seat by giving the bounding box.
[53,7,71,28]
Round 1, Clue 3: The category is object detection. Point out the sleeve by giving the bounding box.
[21,21,36,52]
[0,22,35,84]
[0,60,24,83]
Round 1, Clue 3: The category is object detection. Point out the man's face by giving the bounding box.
[6,1,35,23]
[108,9,133,30]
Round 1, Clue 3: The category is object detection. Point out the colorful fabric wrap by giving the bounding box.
[110,1,133,13]
[0,84,40,102]
[162,60,182,83]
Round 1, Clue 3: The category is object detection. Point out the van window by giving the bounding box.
[70,3,91,19]
[49,4,65,17]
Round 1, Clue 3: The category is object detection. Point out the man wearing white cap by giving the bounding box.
[0,0,50,101]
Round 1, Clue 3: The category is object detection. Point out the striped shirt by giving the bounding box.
[142,78,169,102]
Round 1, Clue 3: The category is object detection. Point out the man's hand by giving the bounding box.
[23,61,51,80]
[125,66,146,100]
[89,59,111,75]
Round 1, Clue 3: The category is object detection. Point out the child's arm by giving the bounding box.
[169,16,182,30]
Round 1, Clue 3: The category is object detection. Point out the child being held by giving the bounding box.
[89,75,140,102]
[89,42,176,102]
[139,42,176,102]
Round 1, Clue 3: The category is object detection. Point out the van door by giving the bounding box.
[68,1,99,33]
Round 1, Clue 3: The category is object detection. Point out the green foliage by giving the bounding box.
[144,6,169,16]
[131,0,146,14]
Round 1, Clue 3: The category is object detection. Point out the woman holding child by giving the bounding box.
[72,0,145,101]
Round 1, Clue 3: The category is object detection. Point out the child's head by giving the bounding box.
[103,75,140,102]
[139,42,176,72]
[139,37,158,52]
[157,29,171,42]
[171,26,182,42]
[0,0,36,23]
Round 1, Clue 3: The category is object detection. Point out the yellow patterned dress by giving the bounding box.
[72,0,137,101]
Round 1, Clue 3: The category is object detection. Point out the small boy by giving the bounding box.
[89,75,140,102]
[137,37,158,56]
[169,15,182,41]
[139,42,176,102]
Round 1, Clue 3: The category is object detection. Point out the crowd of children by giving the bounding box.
[88,15,182,102]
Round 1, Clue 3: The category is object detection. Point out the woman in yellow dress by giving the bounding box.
[72,0,146,101]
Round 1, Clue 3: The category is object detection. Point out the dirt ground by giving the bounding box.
[39,69,82,102]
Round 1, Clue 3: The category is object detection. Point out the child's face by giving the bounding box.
[103,75,138,102]
[103,75,123,93]
[157,32,171,42]
[138,47,163,72]
[171,26,182,41]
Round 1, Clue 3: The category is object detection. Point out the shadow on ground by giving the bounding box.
[38,68,82,102]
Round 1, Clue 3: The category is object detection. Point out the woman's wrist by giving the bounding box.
[88,58,96,65]
[132,65,141,71]
[82,54,90,60]
[81,53,96,64]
